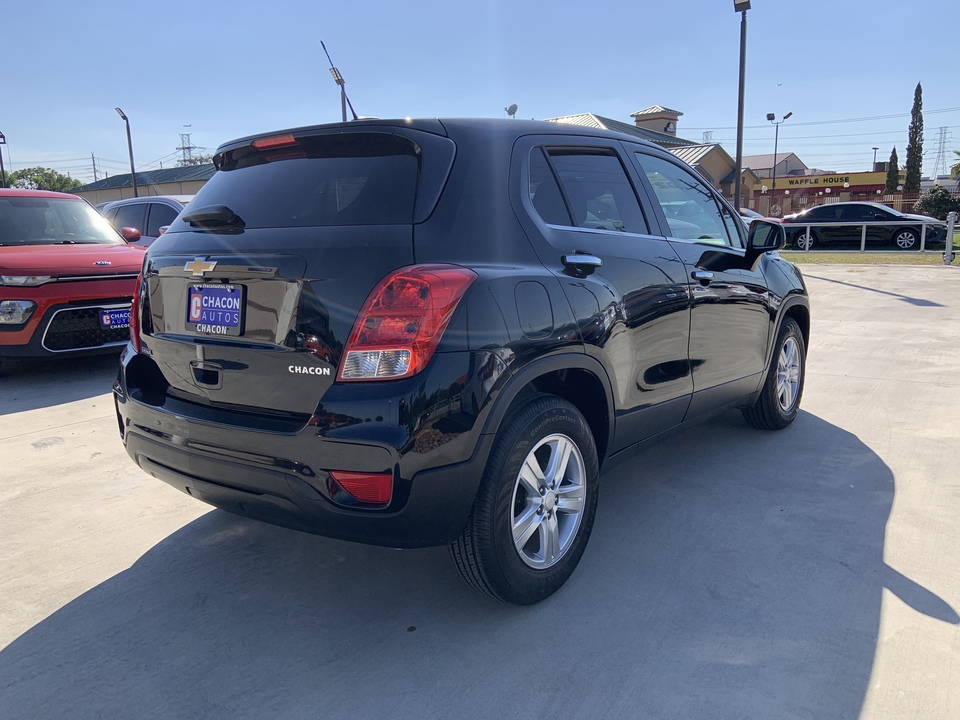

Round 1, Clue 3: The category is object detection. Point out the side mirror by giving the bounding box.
[119,226,142,243]
[746,220,785,260]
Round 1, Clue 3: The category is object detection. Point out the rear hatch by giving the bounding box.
[134,123,456,424]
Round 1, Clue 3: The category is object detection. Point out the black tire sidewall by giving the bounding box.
[767,318,805,425]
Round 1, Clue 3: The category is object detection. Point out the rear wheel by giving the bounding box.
[894,228,918,250]
[742,317,805,431]
[794,231,816,250]
[450,395,599,605]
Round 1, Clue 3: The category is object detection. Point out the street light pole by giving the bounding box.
[115,107,138,198]
[767,111,792,212]
[732,0,751,211]
[0,131,7,188]
[872,146,879,169]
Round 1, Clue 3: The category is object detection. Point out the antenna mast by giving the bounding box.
[321,41,358,122]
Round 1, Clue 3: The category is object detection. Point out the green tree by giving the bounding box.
[904,82,923,193]
[176,154,214,167]
[6,167,82,192]
[885,147,900,193]
[950,149,960,189]
[913,185,960,221]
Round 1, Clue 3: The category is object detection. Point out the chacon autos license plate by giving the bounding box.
[99,307,130,329]
[185,283,245,336]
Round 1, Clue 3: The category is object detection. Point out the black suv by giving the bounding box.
[115,119,808,605]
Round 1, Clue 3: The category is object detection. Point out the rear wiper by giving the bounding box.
[182,205,246,232]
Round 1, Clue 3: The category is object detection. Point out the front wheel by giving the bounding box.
[742,317,806,430]
[450,395,600,605]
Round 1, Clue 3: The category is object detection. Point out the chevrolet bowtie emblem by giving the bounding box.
[184,257,217,276]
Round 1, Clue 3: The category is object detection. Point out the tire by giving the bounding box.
[450,395,600,605]
[742,317,805,431]
[893,228,918,250]
[794,230,816,251]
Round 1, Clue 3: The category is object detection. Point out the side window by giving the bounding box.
[102,207,119,222]
[546,150,649,234]
[720,205,745,248]
[633,153,733,246]
[112,204,146,233]
[529,149,572,226]
[146,203,180,236]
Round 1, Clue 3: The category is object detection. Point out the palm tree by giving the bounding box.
[951,150,960,189]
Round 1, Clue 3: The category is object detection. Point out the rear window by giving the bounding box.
[176,133,419,229]
[0,197,123,246]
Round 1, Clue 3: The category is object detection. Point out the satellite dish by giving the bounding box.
[505,104,518,118]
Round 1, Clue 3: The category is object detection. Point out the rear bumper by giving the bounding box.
[115,347,502,548]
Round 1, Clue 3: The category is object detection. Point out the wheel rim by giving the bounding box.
[895,231,916,249]
[777,336,802,412]
[797,233,814,250]
[511,433,586,570]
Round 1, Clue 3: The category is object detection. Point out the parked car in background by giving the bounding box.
[115,118,808,605]
[99,195,193,247]
[739,208,766,220]
[0,188,145,368]
[781,201,946,250]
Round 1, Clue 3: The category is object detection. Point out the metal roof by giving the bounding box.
[74,164,216,192]
[669,144,719,168]
[741,153,807,171]
[546,114,696,148]
[630,105,684,118]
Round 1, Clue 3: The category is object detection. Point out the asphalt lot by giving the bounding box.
[1,264,958,720]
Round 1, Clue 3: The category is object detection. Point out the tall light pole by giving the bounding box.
[767,111,792,211]
[732,0,751,211]
[872,146,879,169]
[0,130,7,188]
[115,107,138,198]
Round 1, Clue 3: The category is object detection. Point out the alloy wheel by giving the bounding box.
[777,336,802,412]
[511,433,586,569]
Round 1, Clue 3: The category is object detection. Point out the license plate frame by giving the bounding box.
[185,283,245,336]
[99,307,130,330]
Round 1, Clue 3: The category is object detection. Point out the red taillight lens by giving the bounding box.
[129,273,142,353]
[329,470,393,505]
[338,264,477,382]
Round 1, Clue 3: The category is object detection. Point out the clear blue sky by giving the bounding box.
[3,0,957,185]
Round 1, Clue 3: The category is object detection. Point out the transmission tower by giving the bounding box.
[931,126,950,179]
[702,131,713,143]
[177,133,197,165]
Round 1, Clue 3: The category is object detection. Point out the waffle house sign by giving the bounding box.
[776,170,905,190]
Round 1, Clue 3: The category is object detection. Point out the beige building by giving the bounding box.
[73,164,215,206]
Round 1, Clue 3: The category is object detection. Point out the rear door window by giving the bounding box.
[543,149,649,234]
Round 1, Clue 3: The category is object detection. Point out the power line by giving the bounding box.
[684,106,960,131]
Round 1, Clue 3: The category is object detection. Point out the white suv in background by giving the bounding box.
[98,195,192,247]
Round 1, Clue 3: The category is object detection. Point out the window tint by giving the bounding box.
[528,149,571,226]
[187,133,419,228]
[112,204,146,233]
[547,150,649,234]
[146,203,180,236]
[634,153,733,246]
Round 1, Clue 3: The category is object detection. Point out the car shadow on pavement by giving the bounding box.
[0,353,119,414]
[803,273,945,307]
[1,411,956,720]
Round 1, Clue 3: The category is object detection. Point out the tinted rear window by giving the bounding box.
[176,133,419,229]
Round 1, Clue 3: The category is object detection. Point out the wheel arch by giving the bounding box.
[481,354,615,467]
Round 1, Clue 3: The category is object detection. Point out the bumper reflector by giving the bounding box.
[329,470,393,505]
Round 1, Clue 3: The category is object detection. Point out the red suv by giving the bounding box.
[0,188,145,368]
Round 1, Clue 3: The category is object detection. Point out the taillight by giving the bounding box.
[338,264,477,382]
[129,273,142,353]
[329,470,393,505]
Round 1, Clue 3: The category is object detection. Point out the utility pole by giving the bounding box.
[91,152,98,182]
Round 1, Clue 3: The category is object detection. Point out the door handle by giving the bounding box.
[561,254,603,277]
[692,270,714,285]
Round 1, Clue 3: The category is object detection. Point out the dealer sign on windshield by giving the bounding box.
[186,284,245,336]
